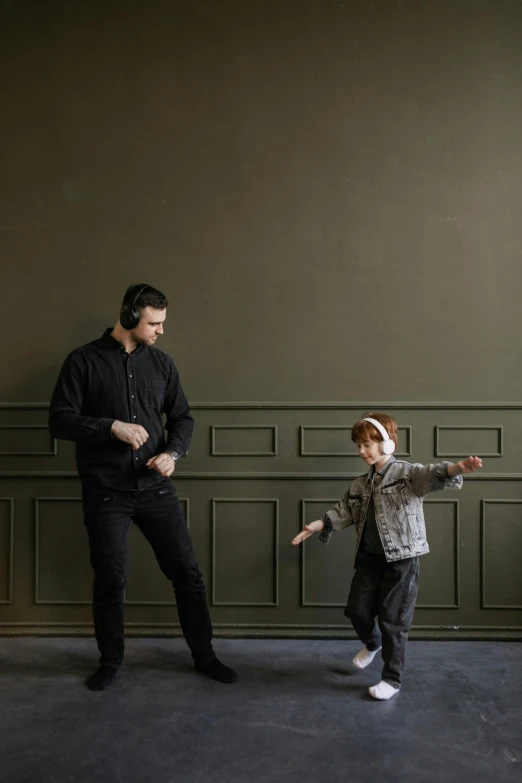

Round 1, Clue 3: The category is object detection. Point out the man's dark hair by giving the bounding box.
[121,284,168,313]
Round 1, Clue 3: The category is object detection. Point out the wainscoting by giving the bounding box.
[1,402,521,639]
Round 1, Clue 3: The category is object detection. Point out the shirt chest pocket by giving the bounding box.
[143,378,167,410]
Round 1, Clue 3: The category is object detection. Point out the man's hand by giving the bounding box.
[291,519,324,546]
[146,453,176,477]
[111,420,149,450]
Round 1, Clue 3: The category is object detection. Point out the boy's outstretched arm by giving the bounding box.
[409,456,483,497]
[292,519,324,546]
[291,491,354,546]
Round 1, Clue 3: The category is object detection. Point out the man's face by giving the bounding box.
[130,306,166,346]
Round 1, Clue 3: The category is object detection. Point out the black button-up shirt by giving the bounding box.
[49,328,194,491]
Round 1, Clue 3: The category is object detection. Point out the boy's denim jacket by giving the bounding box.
[319,457,463,563]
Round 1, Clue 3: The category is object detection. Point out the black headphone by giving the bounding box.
[120,284,150,330]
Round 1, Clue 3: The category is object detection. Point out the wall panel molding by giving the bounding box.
[0,425,57,456]
[481,499,522,610]
[417,499,459,609]
[1,400,520,638]
[300,498,460,609]
[211,498,279,606]
[125,497,190,606]
[0,498,14,605]
[300,498,346,608]
[5,471,522,480]
[4,401,522,410]
[211,425,278,456]
[1,623,521,641]
[299,425,412,457]
[34,496,190,606]
[434,425,503,458]
[34,497,89,605]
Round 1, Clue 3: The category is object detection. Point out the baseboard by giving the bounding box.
[0,624,521,641]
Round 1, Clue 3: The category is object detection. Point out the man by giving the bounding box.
[49,283,237,690]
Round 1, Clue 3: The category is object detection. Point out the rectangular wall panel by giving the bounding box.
[211,426,278,456]
[435,426,503,458]
[0,425,57,456]
[212,499,279,606]
[301,499,355,607]
[0,498,14,604]
[416,500,459,609]
[300,426,412,457]
[481,500,522,609]
[126,499,190,605]
[35,498,91,604]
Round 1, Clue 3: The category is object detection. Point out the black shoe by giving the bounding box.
[86,665,119,691]
[195,658,238,684]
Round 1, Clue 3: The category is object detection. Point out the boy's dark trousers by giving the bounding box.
[344,551,419,688]
[82,480,215,669]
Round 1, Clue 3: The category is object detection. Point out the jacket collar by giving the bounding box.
[365,455,396,482]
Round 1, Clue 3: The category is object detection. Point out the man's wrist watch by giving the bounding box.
[166,451,180,464]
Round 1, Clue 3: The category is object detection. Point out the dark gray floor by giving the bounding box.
[0,639,520,783]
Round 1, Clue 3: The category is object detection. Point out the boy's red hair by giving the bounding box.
[351,412,399,449]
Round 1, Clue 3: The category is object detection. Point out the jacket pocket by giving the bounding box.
[380,478,408,494]
[348,493,364,526]
[380,480,414,548]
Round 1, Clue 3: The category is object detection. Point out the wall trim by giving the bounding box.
[3,401,522,410]
[3,471,522,480]
[0,622,521,641]
[0,498,14,605]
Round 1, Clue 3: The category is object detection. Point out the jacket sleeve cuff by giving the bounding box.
[318,514,334,545]
[438,462,464,489]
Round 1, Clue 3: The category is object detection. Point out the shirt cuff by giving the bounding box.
[99,419,115,442]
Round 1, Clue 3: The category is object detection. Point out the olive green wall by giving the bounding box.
[1,0,521,638]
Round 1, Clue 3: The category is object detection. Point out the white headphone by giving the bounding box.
[362,417,396,455]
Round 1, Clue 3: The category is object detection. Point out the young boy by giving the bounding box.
[292,413,482,700]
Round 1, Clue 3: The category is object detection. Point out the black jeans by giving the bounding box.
[82,481,215,669]
[344,551,419,688]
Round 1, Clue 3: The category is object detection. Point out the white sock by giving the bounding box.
[352,646,382,670]
[369,680,400,700]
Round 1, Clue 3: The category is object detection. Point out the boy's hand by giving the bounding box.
[291,519,324,546]
[456,456,483,474]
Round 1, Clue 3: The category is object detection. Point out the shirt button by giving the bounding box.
[129,374,133,378]
[132,395,135,398]
[133,415,137,419]
[135,457,139,461]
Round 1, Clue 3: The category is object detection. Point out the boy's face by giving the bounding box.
[356,438,383,465]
